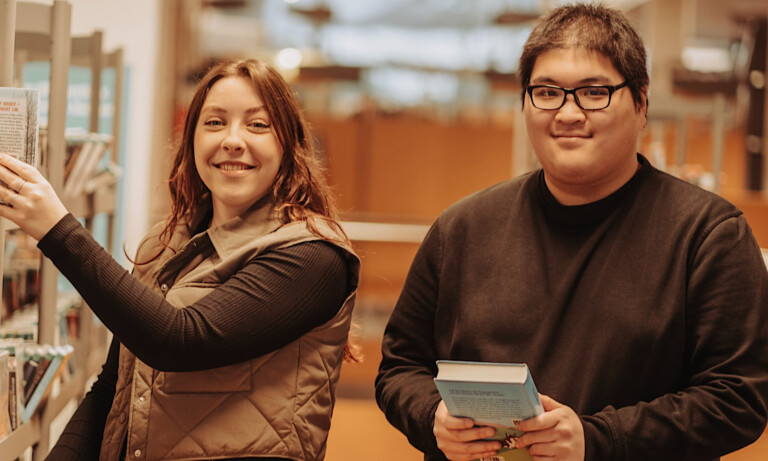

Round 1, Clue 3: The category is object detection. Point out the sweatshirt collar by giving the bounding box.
[536,154,650,227]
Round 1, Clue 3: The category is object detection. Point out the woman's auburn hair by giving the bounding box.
[164,58,347,244]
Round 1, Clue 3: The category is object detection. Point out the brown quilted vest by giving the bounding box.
[99,199,359,461]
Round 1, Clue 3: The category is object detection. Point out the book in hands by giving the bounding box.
[434,361,544,461]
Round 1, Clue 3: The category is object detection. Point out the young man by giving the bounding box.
[375,4,768,461]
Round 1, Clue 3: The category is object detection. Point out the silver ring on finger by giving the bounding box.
[7,192,18,208]
[16,179,26,194]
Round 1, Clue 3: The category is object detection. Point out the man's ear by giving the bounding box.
[638,86,649,118]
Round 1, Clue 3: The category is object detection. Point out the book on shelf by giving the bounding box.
[0,87,40,169]
[0,340,77,429]
[83,162,121,194]
[2,230,41,322]
[0,349,10,438]
[434,360,544,461]
[62,132,111,199]
[20,344,74,423]
[0,340,25,432]
[0,308,37,342]
[23,346,52,405]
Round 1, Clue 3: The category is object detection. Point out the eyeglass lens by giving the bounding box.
[531,86,612,110]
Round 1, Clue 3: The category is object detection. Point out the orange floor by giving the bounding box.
[326,399,422,461]
[327,397,768,460]
[724,432,768,461]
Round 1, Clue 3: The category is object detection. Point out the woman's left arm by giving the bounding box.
[0,154,351,372]
[40,214,350,372]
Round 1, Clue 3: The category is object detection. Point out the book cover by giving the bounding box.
[0,87,40,167]
[434,361,544,461]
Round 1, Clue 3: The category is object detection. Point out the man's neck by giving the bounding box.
[544,158,641,206]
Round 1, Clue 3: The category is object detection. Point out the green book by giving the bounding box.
[434,361,544,461]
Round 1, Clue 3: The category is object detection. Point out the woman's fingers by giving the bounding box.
[0,153,42,204]
[13,177,27,194]
[0,153,69,240]
[0,153,41,181]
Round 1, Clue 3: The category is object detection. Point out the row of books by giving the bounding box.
[62,129,120,199]
[1,291,86,345]
[0,308,37,342]
[0,340,74,438]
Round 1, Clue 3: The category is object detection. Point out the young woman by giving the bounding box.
[0,59,359,461]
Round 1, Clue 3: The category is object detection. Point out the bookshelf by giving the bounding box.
[0,1,122,459]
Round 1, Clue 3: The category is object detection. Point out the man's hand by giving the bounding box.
[515,394,585,460]
[433,400,502,461]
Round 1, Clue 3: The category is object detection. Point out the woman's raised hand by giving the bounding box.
[0,153,68,240]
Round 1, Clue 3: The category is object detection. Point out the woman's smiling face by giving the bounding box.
[193,76,282,226]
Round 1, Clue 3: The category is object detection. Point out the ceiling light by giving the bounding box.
[276,48,304,70]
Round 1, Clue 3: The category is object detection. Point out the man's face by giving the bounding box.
[524,47,647,205]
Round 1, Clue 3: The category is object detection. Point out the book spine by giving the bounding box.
[8,370,18,430]
[523,373,543,416]
[0,342,25,431]
[0,350,10,438]
[22,351,41,394]
[23,350,52,405]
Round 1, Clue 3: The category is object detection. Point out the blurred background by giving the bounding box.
[3,0,768,459]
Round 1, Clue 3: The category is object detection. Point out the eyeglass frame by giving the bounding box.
[525,81,629,111]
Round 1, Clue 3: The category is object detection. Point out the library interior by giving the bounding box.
[1,0,768,460]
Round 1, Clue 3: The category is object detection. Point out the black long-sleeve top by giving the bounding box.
[42,214,350,460]
[376,155,768,460]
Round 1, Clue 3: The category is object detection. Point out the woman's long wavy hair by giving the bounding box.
[165,58,347,243]
[149,59,359,361]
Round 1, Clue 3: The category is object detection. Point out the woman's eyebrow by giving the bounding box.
[200,105,267,114]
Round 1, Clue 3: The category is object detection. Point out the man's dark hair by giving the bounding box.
[518,3,649,111]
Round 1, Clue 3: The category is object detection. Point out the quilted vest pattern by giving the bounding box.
[99,200,359,461]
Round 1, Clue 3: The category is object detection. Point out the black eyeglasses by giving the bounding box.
[526,81,629,110]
